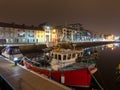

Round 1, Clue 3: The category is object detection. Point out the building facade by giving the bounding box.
[0,22,114,44]
[35,29,45,44]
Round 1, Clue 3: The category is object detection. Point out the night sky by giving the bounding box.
[0,0,120,35]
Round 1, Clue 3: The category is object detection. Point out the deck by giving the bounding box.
[0,55,70,90]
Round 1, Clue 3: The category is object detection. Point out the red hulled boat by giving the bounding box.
[22,48,97,87]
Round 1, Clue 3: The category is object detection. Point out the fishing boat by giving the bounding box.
[22,48,97,87]
[1,46,23,62]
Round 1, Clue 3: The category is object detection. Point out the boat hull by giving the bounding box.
[23,60,95,87]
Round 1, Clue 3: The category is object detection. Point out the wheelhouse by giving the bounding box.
[50,49,84,70]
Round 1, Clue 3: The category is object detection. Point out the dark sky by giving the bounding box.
[0,0,120,35]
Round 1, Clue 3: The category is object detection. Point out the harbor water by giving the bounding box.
[93,43,120,90]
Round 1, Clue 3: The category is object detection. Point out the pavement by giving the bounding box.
[0,55,70,90]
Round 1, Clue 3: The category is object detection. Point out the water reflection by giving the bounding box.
[115,64,120,88]
[105,43,120,50]
[92,43,120,90]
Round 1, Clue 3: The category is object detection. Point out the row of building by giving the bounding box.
[0,22,117,44]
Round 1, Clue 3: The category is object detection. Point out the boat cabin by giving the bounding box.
[50,49,84,70]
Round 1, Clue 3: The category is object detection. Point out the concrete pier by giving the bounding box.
[0,56,70,90]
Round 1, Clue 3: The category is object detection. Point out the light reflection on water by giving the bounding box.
[24,43,120,90]
[89,43,120,90]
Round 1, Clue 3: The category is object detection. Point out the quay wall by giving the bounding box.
[58,41,116,49]
[0,41,117,54]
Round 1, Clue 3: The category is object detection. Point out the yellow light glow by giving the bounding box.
[53,29,56,33]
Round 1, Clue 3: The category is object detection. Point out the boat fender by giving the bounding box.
[61,75,65,84]
[90,68,98,74]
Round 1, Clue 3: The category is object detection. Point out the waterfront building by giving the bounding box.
[80,29,93,41]
[15,28,25,43]
[44,25,52,43]
[43,25,58,43]
[0,22,37,44]
[0,23,15,43]
[35,29,45,44]
[55,26,65,42]
[51,29,58,42]
[56,23,93,42]
[25,28,36,44]
[106,34,115,41]
[0,22,115,44]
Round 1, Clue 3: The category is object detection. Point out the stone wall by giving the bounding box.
[0,41,116,54]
